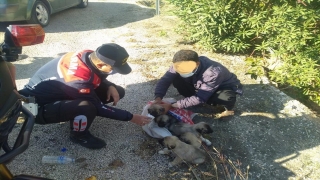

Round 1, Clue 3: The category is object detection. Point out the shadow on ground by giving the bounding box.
[125,81,320,180]
[14,57,53,80]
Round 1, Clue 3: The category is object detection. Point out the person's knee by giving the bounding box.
[71,100,97,132]
[116,86,125,99]
[225,100,236,110]
[65,100,97,123]
[207,89,236,110]
[75,100,97,118]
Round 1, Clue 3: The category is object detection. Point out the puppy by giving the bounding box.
[148,104,213,146]
[179,132,202,148]
[147,104,165,117]
[158,136,207,167]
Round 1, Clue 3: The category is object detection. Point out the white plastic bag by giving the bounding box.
[141,100,172,139]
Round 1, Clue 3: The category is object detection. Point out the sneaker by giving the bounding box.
[70,131,106,149]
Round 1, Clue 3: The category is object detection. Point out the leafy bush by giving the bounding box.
[168,0,320,105]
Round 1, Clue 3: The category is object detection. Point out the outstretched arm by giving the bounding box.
[129,114,151,126]
[154,66,177,100]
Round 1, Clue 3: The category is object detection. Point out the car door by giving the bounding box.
[64,0,79,8]
[48,0,64,13]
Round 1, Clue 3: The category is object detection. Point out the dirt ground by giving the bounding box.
[132,1,320,179]
[1,0,320,179]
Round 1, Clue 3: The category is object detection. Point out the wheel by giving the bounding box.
[28,1,50,27]
[78,0,88,8]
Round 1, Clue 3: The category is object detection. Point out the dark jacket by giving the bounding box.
[19,50,133,121]
[154,56,243,108]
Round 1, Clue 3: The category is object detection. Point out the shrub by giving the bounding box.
[168,0,320,105]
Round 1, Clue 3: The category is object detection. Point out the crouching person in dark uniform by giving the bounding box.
[153,50,243,119]
[19,43,151,149]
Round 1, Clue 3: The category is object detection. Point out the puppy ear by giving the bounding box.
[196,123,213,134]
[159,107,165,114]
[179,135,190,144]
[205,124,214,133]
[167,144,176,150]
[158,121,166,127]
[148,108,155,116]
[196,128,203,133]
[200,123,213,134]
[182,139,191,144]
[156,115,168,127]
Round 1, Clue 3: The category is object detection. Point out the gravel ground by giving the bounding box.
[1,0,320,180]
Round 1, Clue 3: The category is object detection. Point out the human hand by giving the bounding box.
[130,114,152,126]
[107,86,119,106]
[171,103,179,108]
[153,97,162,104]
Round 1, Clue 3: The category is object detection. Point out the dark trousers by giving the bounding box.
[35,84,125,133]
[172,76,236,110]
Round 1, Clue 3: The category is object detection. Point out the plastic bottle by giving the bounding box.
[42,156,75,164]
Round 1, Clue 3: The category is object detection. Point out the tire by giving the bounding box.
[28,1,50,27]
[78,0,89,8]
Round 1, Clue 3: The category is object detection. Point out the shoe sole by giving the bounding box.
[70,137,106,149]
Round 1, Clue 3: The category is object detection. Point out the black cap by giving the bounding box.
[95,43,132,74]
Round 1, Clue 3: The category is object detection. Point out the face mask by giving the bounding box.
[179,67,198,78]
[89,54,116,76]
[100,70,117,76]
[180,72,194,78]
[106,70,115,75]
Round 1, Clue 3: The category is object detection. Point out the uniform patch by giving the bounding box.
[58,52,91,82]
[79,88,90,93]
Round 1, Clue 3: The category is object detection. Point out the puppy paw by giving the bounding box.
[200,136,212,146]
[158,148,170,154]
[204,139,212,146]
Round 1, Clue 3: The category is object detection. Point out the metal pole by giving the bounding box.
[156,0,160,15]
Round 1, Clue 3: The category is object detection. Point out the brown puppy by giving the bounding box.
[158,136,207,167]
[147,104,165,117]
[179,132,202,148]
